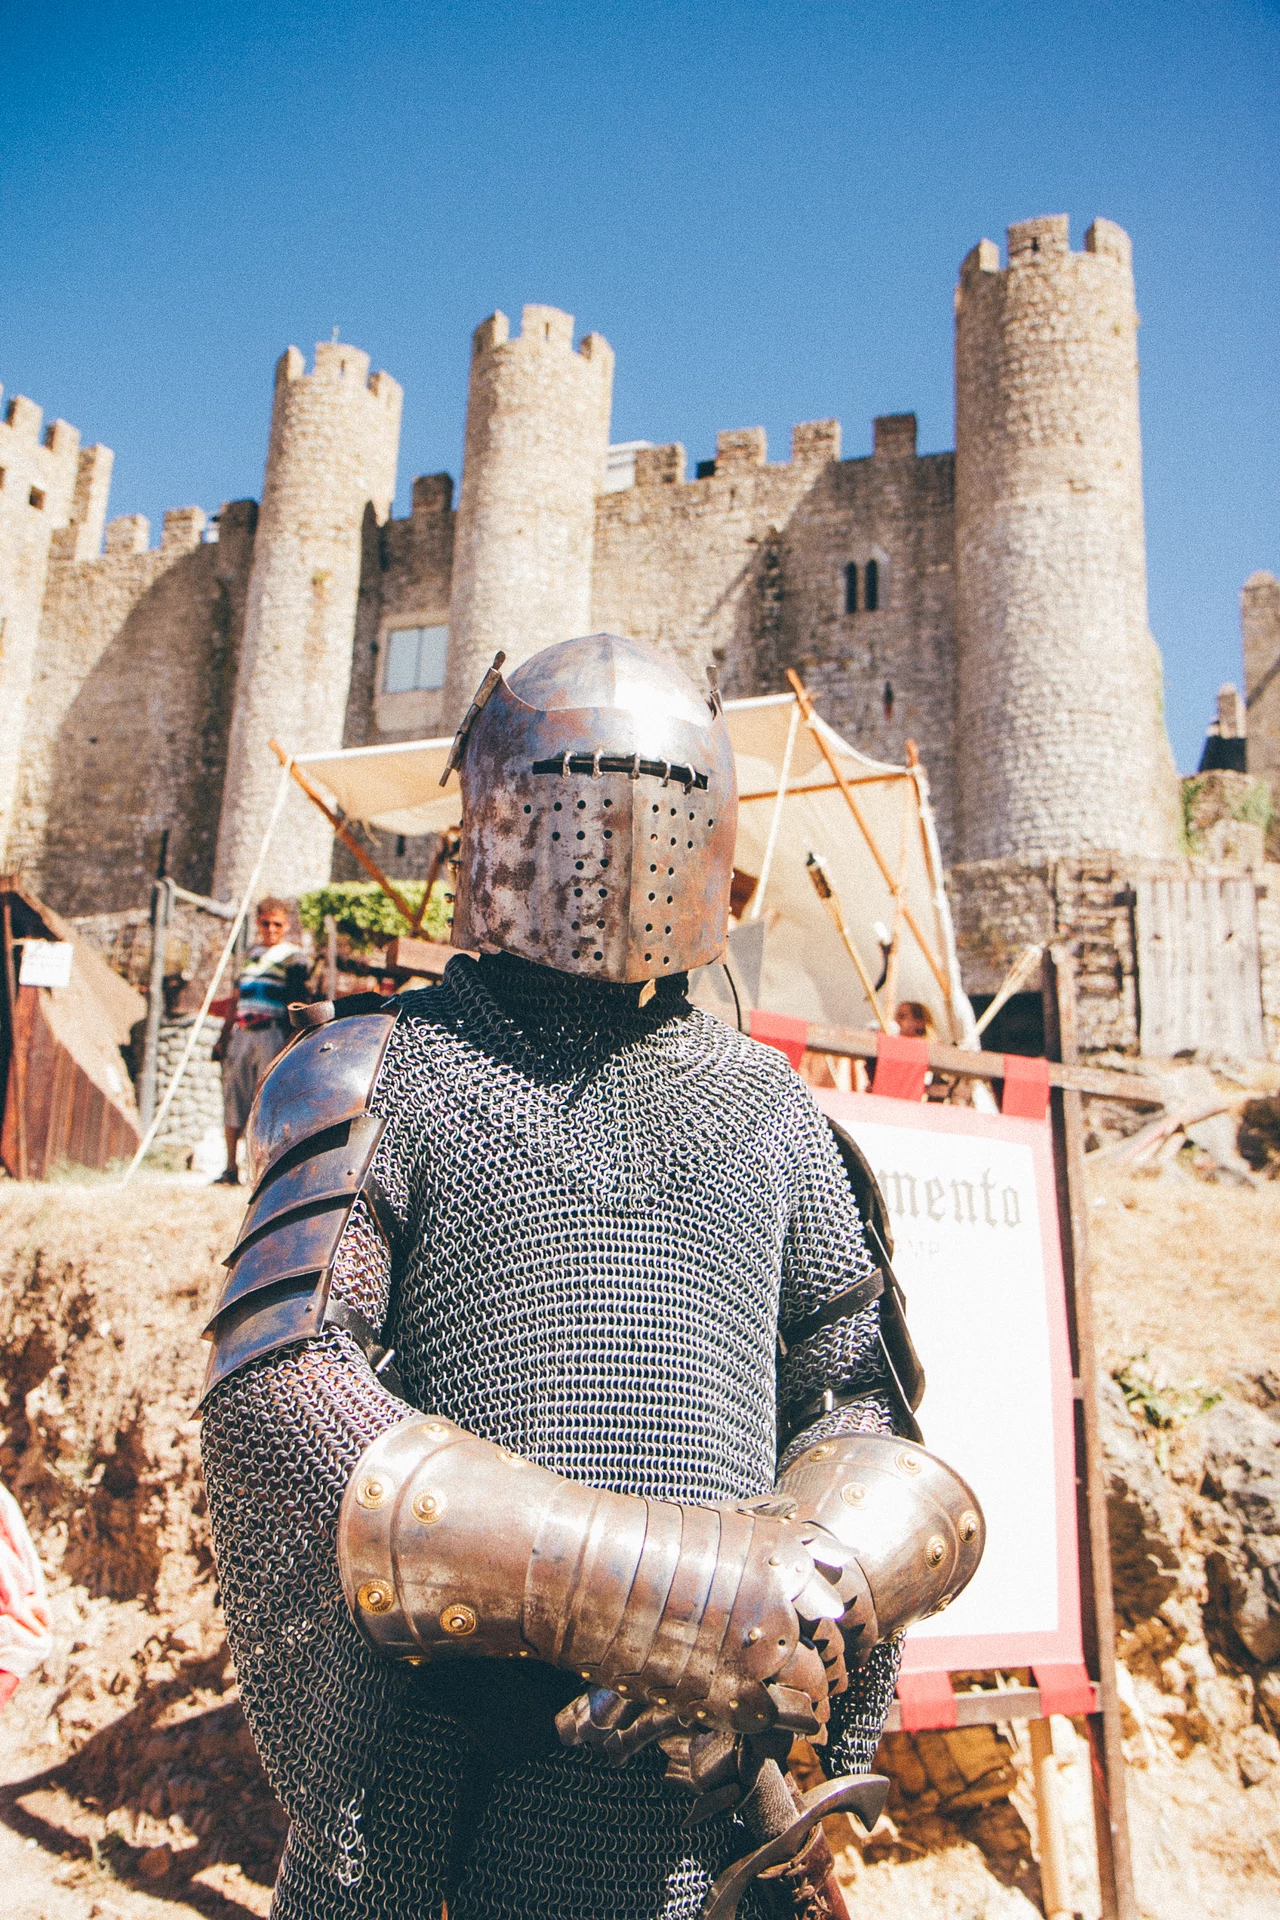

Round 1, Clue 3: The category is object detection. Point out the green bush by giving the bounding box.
[298,879,452,950]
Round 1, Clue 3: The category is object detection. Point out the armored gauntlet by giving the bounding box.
[337,1414,851,1740]
[774,1431,985,1660]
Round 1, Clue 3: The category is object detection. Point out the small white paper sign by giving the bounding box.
[19,941,74,989]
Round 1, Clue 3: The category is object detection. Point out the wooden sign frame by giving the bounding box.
[752,947,1138,1920]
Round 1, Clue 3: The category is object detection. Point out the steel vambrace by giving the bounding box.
[337,1414,852,1740]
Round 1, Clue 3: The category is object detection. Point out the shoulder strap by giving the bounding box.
[825,1113,926,1436]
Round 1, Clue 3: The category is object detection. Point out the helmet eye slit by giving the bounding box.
[531,754,707,790]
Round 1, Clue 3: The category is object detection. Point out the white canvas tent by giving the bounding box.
[290,684,975,1043]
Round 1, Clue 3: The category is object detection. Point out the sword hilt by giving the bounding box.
[701,1763,888,1920]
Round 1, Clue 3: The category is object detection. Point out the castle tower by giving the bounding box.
[1243,571,1280,817]
[442,306,613,723]
[953,216,1182,863]
[213,343,402,901]
[0,390,111,866]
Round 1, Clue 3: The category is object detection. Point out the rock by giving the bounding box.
[1257,1668,1280,1737]
[1236,1723,1280,1786]
[1097,1373,1182,1620]
[1199,1400,1280,1662]
[137,1843,173,1878]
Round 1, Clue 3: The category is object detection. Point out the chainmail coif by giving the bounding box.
[201,952,903,1919]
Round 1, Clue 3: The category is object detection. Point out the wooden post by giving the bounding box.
[325,914,338,1001]
[1043,944,1137,1920]
[1029,1716,1074,1920]
[1,895,28,1180]
[138,876,173,1132]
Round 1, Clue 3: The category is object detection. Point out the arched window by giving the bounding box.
[864,558,879,611]
[844,563,858,615]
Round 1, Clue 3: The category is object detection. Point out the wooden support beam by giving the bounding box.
[783,670,953,1003]
[270,740,419,927]
[799,1018,1165,1105]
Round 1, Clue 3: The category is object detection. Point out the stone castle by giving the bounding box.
[1,213,1272,936]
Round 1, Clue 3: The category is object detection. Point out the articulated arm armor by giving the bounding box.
[200,1007,399,1403]
[336,1415,983,1753]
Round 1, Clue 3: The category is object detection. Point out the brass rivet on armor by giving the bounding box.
[896,1449,923,1476]
[424,1421,448,1438]
[925,1535,946,1567]
[356,1474,390,1510]
[747,1628,762,1643]
[654,1695,668,1706]
[580,1670,591,1679]
[958,1510,979,1544]
[496,1447,527,1467]
[841,1482,868,1507]
[808,1443,835,1461]
[729,1698,739,1709]
[695,1709,707,1719]
[768,1555,781,1567]
[517,1649,530,1658]
[357,1580,393,1615]
[405,1654,426,1665]
[412,1490,444,1525]
[440,1604,478,1637]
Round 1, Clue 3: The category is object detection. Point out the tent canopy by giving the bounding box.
[293,690,973,1042]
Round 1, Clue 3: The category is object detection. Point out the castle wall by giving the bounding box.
[590,417,960,853]
[954,216,1182,864]
[0,392,110,868]
[213,343,403,902]
[442,306,613,723]
[1243,571,1280,820]
[7,503,256,915]
[348,472,456,749]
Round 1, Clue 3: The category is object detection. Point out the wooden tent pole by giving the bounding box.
[783,671,952,1002]
[270,741,419,928]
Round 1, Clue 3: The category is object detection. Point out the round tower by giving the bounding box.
[954,216,1182,864]
[442,305,613,723]
[213,342,402,902]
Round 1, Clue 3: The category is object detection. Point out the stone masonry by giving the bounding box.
[954,217,1182,864]
[1243,571,1280,829]
[0,214,1256,959]
[0,393,111,868]
[212,344,402,903]
[442,306,614,719]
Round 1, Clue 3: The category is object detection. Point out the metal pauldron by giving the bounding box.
[337,1415,851,1742]
[199,1008,399,1405]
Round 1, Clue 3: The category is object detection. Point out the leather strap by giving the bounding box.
[777,1270,884,1357]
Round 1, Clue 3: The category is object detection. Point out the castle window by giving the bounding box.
[384,624,448,693]
[844,563,858,615]
[695,459,716,480]
[29,487,45,510]
[865,558,879,611]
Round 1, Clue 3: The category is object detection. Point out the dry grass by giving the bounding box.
[1086,1163,1280,1390]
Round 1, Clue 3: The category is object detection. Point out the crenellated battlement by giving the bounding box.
[959,215,1134,296]
[274,342,402,412]
[470,305,613,376]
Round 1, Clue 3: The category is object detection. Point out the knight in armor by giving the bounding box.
[199,633,983,1920]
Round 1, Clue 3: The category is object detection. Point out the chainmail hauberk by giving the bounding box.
[200,951,904,1919]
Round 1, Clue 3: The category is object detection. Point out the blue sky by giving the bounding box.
[3,0,1276,772]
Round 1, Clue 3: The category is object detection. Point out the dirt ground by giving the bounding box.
[0,1157,1277,1918]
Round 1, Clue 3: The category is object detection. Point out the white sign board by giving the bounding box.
[18,941,74,990]
[816,1090,1083,1675]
